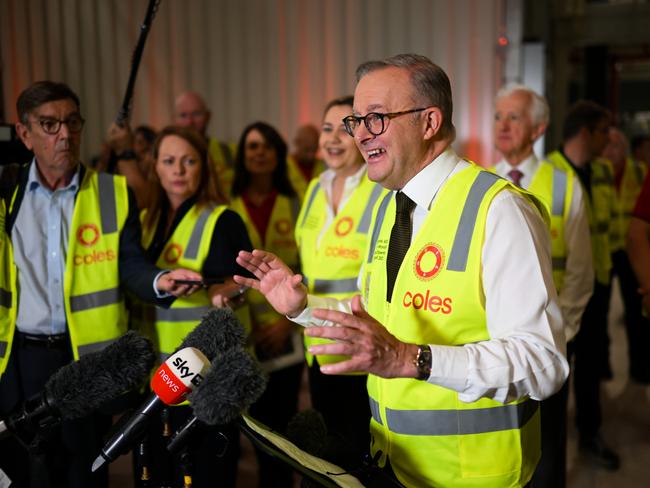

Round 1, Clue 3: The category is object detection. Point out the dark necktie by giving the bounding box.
[508,168,524,187]
[386,191,416,302]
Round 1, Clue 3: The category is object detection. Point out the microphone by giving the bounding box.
[92,346,210,471]
[0,331,155,441]
[176,307,247,359]
[166,348,267,452]
[286,409,329,459]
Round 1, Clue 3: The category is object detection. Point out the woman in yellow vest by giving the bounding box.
[137,125,252,488]
[230,121,303,488]
[295,96,383,469]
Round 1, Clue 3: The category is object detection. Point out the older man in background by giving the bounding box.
[493,84,593,487]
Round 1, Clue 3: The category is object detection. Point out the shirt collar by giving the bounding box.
[319,164,367,187]
[400,148,461,210]
[495,153,539,177]
[27,159,80,193]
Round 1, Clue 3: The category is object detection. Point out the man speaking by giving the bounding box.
[235,54,568,488]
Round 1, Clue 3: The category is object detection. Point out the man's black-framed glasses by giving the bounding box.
[33,115,85,135]
[342,107,428,137]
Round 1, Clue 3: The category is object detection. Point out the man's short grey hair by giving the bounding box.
[356,53,455,141]
[495,83,549,127]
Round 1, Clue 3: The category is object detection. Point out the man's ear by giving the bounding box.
[15,121,33,151]
[531,122,548,143]
[423,107,443,140]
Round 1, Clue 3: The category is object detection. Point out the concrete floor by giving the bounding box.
[109,278,650,487]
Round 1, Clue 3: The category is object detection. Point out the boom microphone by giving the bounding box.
[0,331,155,441]
[166,348,267,452]
[92,347,210,471]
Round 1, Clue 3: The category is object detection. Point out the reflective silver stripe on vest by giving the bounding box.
[299,182,321,229]
[357,184,384,234]
[381,399,538,436]
[77,338,116,357]
[551,167,567,217]
[155,306,210,322]
[219,142,234,168]
[97,172,118,234]
[367,192,393,264]
[312,278,358,294]
[552,257,566,271]
[184,208,212,260]
[290,196,301,224]
[70,287,122,312]
[0,288,11,308]
[447,172,501,272]
[0,341,7,358]
[369,397,383,425]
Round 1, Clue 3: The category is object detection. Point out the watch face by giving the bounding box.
[415,345,432,379]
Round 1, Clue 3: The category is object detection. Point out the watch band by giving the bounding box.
[414,344,432,380]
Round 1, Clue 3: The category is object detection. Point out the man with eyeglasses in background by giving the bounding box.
[234,54,568,488]
[0,81,202,487]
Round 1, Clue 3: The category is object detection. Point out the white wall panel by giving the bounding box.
[1,0,505,164]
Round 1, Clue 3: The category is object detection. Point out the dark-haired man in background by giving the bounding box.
[0,81,201,487]
[547,100,620,470]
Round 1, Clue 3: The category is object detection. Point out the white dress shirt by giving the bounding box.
[293,148,569,404]
[311,165,367,247]
[495,154,594,341]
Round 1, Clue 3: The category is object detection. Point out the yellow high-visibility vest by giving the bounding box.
[286,155,326,201]
[361,165,544,487]
[527,161,574,290]
[296,172,385,365]
[230,194,300,328]
[208,137,237,197]
[610,157,647,252]
[135,204,229,361]
[0,169,129,377]
[547,150,614,284]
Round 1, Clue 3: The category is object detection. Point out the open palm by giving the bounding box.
[234,249,308,317]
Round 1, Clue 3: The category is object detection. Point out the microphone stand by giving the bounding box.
[135,437,152,488]
[178,447,192,488]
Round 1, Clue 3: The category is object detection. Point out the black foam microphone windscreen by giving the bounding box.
[286,409,329,458]
[0,331,155,442]
[45,330,156,420]
[177,308,246,360]
[188,348,267,426]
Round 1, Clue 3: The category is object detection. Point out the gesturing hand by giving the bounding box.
[234,249,308,317]
[306,295,419,378]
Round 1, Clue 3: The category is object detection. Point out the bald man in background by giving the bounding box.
[174,91,235,196]
[287,124,325,199]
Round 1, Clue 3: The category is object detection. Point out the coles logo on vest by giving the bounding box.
[74,223,116,266]
[164,243,183,264]
[402,243,452,314]
[77,224,100,247]
[335,217,354,237]
[413,243,444,281]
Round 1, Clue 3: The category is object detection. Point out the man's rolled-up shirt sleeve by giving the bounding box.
[426,190,569,404]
